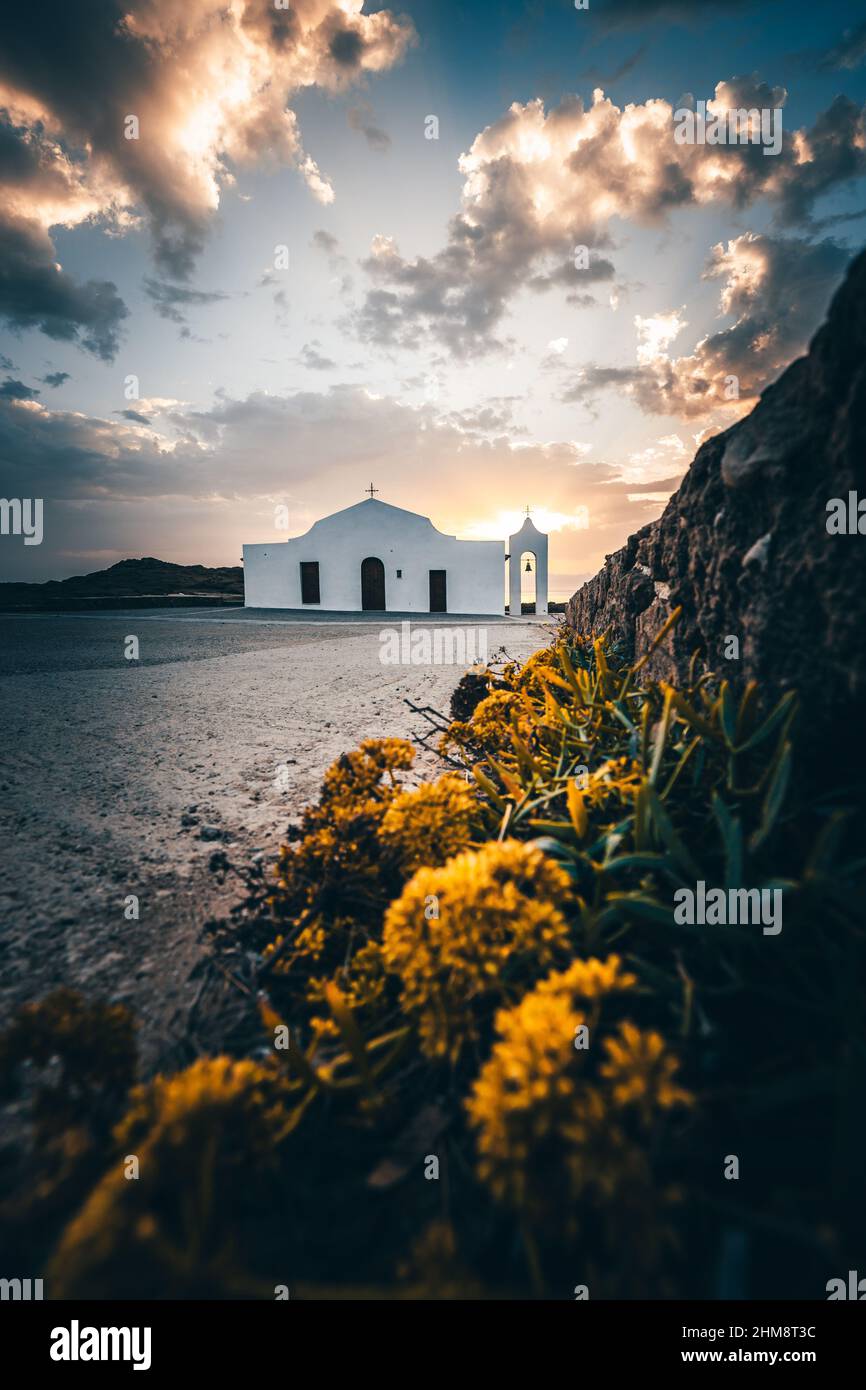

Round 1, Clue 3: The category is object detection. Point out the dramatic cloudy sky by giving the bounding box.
[1,0,864,591]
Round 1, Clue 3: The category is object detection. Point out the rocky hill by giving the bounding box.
[0,556,244,611]
[567,246,866,777]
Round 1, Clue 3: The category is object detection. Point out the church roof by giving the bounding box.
[294,497,457,541]
[333,498,435,524]
[510,514,545,537]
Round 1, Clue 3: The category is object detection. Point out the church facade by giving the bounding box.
[243,496,548,615]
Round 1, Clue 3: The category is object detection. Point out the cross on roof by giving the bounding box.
[365,483,379,499]
[525,504,531,517]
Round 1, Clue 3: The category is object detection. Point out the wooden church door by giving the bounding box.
[361,556,386,610]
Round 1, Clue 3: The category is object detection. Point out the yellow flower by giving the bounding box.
[319,737,415,805]
[600,1021,694,1113]
[267,738,418,977]
[466,956,691,1231]
[441,690,534,757]
[512,646,565,695]
[382,840,572,1061]
[379,775,484,876]
[50,1057,295,1298]
[307,937,390,1037]
[533,953,638,1001]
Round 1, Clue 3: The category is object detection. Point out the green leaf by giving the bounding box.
[601,852,689,887]
[566,780,589,838]
[660,735,702,800]
[804,810,850,878]
[734,680,760,744]
[734,691,797,754]
[324,981,376,1097]
[718,681,737,748]
[649,687,674,784]
[749,741,792,852]
[712,793,743,891]
[664,685,719,741]
[611,701,636,733]
[528,835,577,860]
[597,893,680,930]
[646,785,702,880]
[634,781,650,851]
[632,604,682,674]
[472,764,507,808]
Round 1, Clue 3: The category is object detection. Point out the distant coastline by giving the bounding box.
[0,557,244,613]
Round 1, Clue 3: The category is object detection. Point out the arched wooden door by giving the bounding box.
[361,556,386,610]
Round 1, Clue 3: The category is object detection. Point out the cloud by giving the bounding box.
[143,277,229,326]
[0,375,38,399]
[312,225,353,296]
[635,309,686,365]
[526,252,617,303]
[562,232,851,418]
[580,45,649,87]
[298,340,337,371]
[0,0,414,354]
[0,117,129,358]
[312,229,340,257]
[351,82,865,356]
[619,433,690,484]
[273,288,289,329]
[442,398,527,437]
[772,93,866,226]
[0,213,128,360]
[41,370,70,387]
[115,408,152,424]
[0,381,677,580]
[594,0,767,30]
[814,21,866,72]
[560,364,647,414]
[348,102,391,152]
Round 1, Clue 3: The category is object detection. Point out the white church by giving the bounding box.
[242,489,548,616]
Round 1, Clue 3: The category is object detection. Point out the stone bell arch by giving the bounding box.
[508,514,548,616]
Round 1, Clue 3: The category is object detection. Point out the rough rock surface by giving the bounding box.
[567,247,866,769]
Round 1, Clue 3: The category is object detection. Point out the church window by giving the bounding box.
[300,561,320,604]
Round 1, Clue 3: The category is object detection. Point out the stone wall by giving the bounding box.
[567,248,866,772]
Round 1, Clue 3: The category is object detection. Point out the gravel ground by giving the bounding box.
[0,608,550,1071]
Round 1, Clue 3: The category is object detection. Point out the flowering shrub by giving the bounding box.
[268,737,415,934]
[443,688,535,759]
[0,988,136,1142]
[378,773,485,876]
[467,955,691,1225]
[8,623,863,1300]
[262,742,485,1039]
[382,840,573,1061]
[49,1057,295,1299]
[466,955,692,1291]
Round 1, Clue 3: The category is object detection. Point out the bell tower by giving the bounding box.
[508,513,548,616]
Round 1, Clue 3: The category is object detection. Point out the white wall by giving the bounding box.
[508,517,548,615]
[244,500,505,614]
